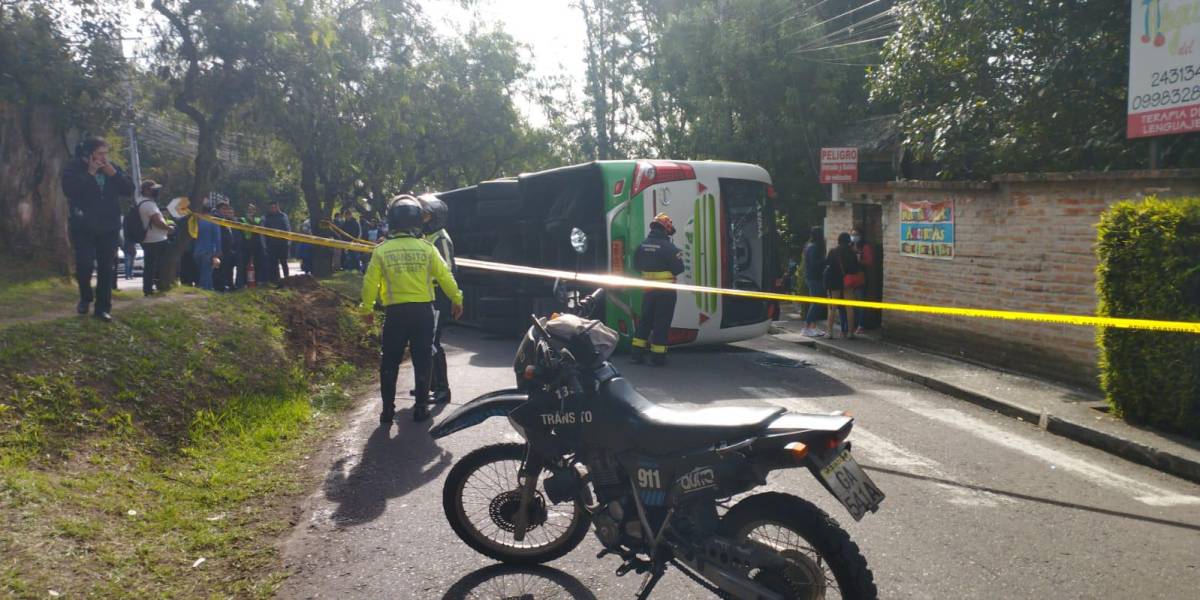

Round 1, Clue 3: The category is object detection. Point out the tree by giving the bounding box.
[150,0,284,286]
[870,0,1200,179]
[634,0,872,243]
[0,1,126,271]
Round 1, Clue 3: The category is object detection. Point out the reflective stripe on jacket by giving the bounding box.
[361,235,463,308]
[424,229,456,285]
[633,229,684,282]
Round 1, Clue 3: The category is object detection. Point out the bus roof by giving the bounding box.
[435,159,772,198]
[518,160,771,184]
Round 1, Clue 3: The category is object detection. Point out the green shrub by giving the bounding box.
[1096,197,1200,437]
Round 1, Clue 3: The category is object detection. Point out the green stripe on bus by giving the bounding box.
[700,192,710,314]
[693,197,702,310]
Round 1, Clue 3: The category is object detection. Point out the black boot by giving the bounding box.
[413,402,431,422]
[432,389,451,404]
[379,404,395,425]
[77,300,90,315]
[630,348,646,365]
[650,353,667,367]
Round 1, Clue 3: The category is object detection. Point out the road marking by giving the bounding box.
[870,389,1200,507]
[748,387,1008,508]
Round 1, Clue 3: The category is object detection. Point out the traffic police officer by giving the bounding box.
[362,195,463,424]
[421,195,455,404]
[632,213,684,366]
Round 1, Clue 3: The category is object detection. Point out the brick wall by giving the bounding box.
[836,170,1200,389]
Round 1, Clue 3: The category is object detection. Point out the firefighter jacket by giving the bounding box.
[633,229,685,282]
[362,234,463,309]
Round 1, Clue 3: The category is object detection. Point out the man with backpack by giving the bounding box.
[132,180,174,296]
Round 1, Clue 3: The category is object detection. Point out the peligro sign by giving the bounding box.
[820,147,858,184]
[1128,0,1200,138]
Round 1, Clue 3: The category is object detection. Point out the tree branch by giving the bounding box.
[152,0,205,128]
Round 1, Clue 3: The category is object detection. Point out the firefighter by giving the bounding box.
[421,195,455,404]
[362,195,463,424]
[632,213,684,366]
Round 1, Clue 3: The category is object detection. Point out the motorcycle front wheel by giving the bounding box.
[718,492,878,600]
[442,443,590,565]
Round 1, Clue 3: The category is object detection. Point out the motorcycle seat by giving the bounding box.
[602,377,785,454]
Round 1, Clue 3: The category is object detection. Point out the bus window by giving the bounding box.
[720,178,770,329]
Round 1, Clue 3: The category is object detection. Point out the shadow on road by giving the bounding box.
[865,465,1200,533]
[441,563,597,600]
[322,409,453,526]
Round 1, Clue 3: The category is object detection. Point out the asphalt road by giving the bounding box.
[278,327,1200,600]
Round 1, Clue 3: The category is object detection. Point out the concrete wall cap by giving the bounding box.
[992,168,1200,183]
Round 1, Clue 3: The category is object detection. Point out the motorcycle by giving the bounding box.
[431,283,884,599]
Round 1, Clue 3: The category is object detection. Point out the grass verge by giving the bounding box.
[0,278,375,598]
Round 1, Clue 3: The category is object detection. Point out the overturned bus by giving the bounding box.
[435,160,778,347]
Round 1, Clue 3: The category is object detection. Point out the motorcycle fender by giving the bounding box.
[429,389,527,439]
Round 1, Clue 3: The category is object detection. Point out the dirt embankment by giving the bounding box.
[273,275,378,369]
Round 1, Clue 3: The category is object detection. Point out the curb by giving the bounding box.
[787,336,1200,485]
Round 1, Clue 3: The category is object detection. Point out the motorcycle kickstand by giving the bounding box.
[634,560,668,600]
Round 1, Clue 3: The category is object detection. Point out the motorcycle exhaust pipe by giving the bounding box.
[702,563,786,600]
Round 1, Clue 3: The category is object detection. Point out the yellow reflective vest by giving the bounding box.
[361,235,463,309]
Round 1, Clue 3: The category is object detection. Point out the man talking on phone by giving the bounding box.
[62,137,135,322]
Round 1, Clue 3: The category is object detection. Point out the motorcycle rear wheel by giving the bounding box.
[718,492,878,600]
[443,443,590,565]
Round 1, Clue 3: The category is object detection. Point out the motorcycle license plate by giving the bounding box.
[817,449,885,521]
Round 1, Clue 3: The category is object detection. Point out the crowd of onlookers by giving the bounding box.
[781,226,877,340]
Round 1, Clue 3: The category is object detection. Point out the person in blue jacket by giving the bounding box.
[192,202,222,291]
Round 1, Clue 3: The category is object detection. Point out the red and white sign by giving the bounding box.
[1127,1,1200,138]
[820,147,858,184]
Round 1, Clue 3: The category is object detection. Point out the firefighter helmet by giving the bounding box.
[650,213,676,235]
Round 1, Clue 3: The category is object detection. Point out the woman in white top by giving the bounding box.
[138,180,175,296]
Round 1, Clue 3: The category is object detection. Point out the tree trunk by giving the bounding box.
[157,118,219,290]
[301,155,333,278]
[0,102,73,274]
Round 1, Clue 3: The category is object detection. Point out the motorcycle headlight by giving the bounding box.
[570,227,588,254]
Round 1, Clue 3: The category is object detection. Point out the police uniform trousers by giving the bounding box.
[633,289,677,356]
[380,302,435,412]
[430,289,452,394]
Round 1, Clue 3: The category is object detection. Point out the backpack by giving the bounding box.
[123,200,150,245]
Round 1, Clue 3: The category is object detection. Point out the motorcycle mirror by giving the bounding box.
[553,278,568,304]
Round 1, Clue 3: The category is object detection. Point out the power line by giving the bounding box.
[777,0,839,27]
[792,34,891,53]
[788,0,889,39]
[792,6,896,51]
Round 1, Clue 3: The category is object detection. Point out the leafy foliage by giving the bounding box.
[602,0,873,243]
[1096,197,1200,437]
[0,1,127,133]
[871,0,1200,178]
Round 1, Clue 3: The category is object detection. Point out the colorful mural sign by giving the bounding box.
[899,200,954,260]
[1128,0,1200,138]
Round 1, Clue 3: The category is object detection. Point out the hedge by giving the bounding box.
[1096,197,1200,438]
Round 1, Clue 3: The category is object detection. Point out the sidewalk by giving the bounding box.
[770,316,1200,485]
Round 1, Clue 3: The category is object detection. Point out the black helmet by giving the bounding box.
[387,195,423,235]
[420,195,449,234]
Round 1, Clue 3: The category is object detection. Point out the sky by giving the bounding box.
[420,0,588,126]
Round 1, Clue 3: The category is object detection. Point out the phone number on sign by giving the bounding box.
[1132,85,1200,111]
[1151,65,1200,88]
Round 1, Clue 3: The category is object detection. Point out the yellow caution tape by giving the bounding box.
[190,212,1200,334]
[320,219,375,245]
